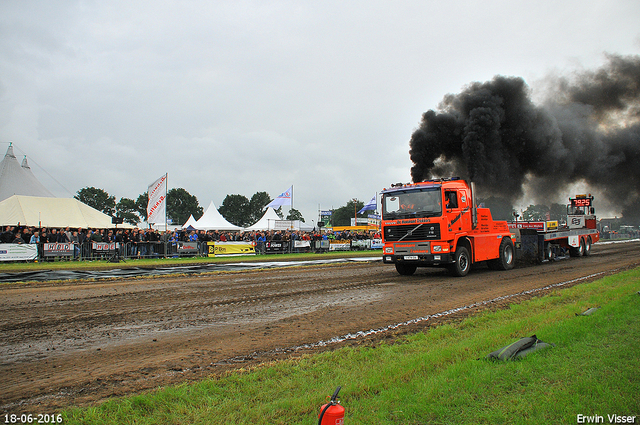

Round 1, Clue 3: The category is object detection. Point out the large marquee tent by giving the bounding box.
[0,195,123,228]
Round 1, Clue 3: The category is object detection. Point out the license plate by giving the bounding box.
[404,255,418,260]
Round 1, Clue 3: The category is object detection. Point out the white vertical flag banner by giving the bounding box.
[267,185,293,208]
[147,174,167,224]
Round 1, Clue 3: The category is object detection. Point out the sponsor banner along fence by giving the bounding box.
[207,241,256,257]
[0,244,38,261]
[43,243,73,257]
[4,238,382,262]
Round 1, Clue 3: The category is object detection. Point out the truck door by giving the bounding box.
[459,189,471,230]
[445,190,471,232]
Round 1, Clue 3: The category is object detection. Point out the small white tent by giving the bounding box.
[194,201,242,231]
[245,207,282,231]
[0,195,123,228]
[181,214,198,230]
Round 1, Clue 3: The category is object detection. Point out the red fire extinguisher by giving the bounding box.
[318,386,345,425]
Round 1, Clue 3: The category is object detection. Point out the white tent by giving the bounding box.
[181,214,198,230]
[0,144,54,202]
[194,201,242,231]
[0,195,125,228]
[245,207,282,231]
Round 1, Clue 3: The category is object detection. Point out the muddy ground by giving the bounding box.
[1,241,639,414]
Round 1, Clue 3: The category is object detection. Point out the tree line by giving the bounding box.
[74,187,309,228]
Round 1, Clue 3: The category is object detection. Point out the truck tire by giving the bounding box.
[449,246,471,277]
[544,243,553,262]
[395,263,417,276]
[493,237,515,270]
[570,238,585,257]
[583,237,592,256]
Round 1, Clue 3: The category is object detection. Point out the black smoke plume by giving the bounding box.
[409,54,640,222]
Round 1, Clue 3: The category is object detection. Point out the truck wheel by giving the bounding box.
[449,246,471,277]
[395,263,417,276]
[583,237,592,256]
[544,243,553,262]
[494,237,515,270]
[570,238,585,257]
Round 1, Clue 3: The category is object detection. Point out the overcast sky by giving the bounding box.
[1,0,639,224]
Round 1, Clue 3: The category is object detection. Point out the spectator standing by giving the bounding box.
[29,231,40,244]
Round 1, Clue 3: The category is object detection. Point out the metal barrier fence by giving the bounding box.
[20,239,383,262]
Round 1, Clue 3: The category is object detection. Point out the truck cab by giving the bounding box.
[381,178,514,277]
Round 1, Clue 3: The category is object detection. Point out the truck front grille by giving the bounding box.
[384,223,441,242]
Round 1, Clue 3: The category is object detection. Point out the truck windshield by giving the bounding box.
[383,188,442,219]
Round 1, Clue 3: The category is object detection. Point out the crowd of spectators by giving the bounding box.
[1,225,380,245]
[0,225,382,259]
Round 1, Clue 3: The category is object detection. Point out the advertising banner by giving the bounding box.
[507,221,546,231]
[320,211,332,227]
[178,242,199,253]
[0,244,38,261]
[329,240,351,251]
[274,220,295,230]
[371,238,383,249]
[350,240,371,250]
[293,240,311,249]
[147,174,167,224]
[211,242,255,256]
[92,242,117,252]
[43,243,73,257]
[265,241,288,254]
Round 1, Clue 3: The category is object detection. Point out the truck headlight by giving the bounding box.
[384,247,393,254]
[432,245,442,252]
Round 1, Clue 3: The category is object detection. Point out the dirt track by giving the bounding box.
[2,241,639,413]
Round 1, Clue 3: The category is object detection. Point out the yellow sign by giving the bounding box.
[546,220,558,231]
[207,241,255,256]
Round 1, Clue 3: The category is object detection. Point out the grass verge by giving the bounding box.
[62,268,640,424]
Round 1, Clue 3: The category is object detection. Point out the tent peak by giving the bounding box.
[5,143,16,159]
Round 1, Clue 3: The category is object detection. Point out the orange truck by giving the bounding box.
[381,178,598,276]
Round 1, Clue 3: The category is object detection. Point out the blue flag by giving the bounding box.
[358,195,377,214]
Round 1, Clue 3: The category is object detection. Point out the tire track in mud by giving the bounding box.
[0,263,390,365]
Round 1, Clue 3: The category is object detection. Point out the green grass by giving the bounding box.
[0,250,380,273]
[62,268,640,424]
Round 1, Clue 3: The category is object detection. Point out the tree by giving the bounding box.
[135,192,148,222]
[219,194,251,227]
[75,187,116,216]
[249,191,272,224]
[166,188,203,226]
[286,208,305,222]
[116,197,140,226]
[331,199,365,227]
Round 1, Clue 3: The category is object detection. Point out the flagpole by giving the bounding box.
[164,173,168,232]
